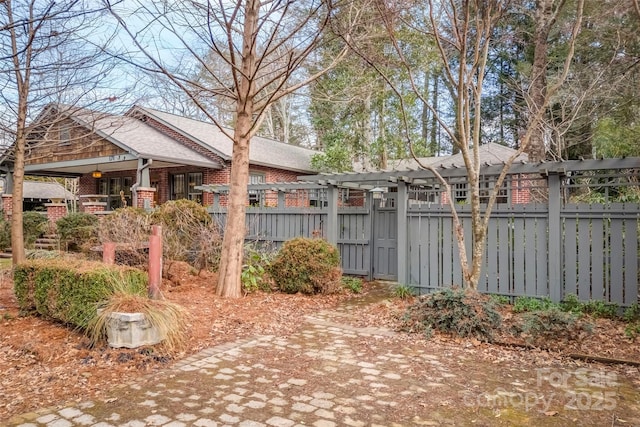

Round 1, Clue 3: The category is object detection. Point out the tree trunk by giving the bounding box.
[215,124,250,298]
[528,0,562,162]
[216,0,259,298]
[11,94,28,265]
[421,69,430,148]
[430,75,439,155]
[11,130,25,265]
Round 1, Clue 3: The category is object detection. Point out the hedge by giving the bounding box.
[14,259,148,329]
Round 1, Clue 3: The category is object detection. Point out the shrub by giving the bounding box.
[401,287,502,342]
[394,284,415,299]
[0,212,51,251]
[518,308,592,343]
[342,276,363,294]
[0,218,11,250]
[560,294,620,318]
[490,294,510,306]
[99,207,150,244]
[56,212,99,252]
[241,243,275,294]
[582,300,619,319]
[268,237,342,294]
[513,296,556,313]
[623,303,640,322]
[150,200,222,271]
[97,204,222,272]
[98,208,150,266]
[624,323,640,340]
[14,259,147,329]
[23,211,48,248]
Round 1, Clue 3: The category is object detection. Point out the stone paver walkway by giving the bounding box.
[6,298,640,427]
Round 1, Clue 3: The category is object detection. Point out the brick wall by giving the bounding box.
[511,174,533,204]
[78,175,96,197]
[2,194,12,220]
[45,203,67,225]
[78,161,309,210]
[83,203,107,214]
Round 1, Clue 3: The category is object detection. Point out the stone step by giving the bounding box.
[36,237,59,244]
[34,241,58,250]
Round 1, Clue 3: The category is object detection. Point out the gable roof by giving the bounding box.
[23,180,76,201]
[130,106,318,173]
[20,104,220,176]
[363,144,528,172]
[70,110,220,169]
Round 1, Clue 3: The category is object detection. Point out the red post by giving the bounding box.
[103,242,116,265]
[148,225,162,299]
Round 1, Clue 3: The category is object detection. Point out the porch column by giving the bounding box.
[140,159,151,187]
[45,202,67,226]
[4,172,13,194]
[136,187,156,210]
[1,194,12,220]
[397,180,409,285]
[326,184,338,245]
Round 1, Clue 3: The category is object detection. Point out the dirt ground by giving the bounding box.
[0,263,639,423]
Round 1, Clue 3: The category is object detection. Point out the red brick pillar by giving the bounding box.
[1,194,12,220]
[45,202,67,226]
[83,202,107,214]
[136,187,156,209]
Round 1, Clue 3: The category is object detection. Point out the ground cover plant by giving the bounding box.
[401,287,502,342]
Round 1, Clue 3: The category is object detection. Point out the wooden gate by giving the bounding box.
[372,194,398,280]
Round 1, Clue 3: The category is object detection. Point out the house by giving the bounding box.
[353,144,531,206]
[3,104,319,217]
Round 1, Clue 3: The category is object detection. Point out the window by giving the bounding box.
[59,124,71,146]
[248,172,265,206]
[98,176,132,210]
[409,185,439,204]
[188,172,203,203]
[171,174,186,200]
[309,189,327,207]
[171,172,203,203]
[479,176,509,204]
[454,182,467,203]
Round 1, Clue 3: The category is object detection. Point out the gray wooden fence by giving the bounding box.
[211,207,371,276]
[407,202,639,306]
[207,159,640,305]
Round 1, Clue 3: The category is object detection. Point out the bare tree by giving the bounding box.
[106,0,362,297]
[350,0,583,289]
[1,0,123,264]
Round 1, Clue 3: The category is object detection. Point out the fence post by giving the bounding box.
[548,172,562,302]
[397,180,409,285]
[103,242,116,265]
[148,225,163,299]
[277,191,285,208]
[326,184,338,245]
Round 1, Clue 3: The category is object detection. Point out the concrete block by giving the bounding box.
[106,312,164,348]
